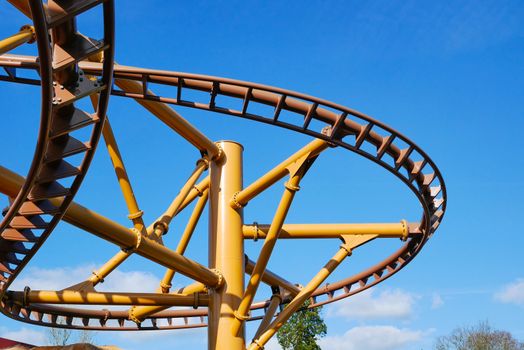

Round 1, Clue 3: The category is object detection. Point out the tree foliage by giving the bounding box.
[435,321,524,350]
[276,300,327,350]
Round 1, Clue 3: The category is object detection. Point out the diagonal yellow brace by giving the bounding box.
[128,189,210,323]
[0,25,35,56]
[232,151,317,336]
[248,234,377,350]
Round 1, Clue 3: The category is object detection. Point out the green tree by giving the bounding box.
[276,300,327,350]
[435,321,524,350]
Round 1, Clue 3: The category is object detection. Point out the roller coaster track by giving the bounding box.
[0,1,446,337]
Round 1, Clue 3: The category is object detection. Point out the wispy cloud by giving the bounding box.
[318,325,429,350]
[12,264,160,293]
[494,278,524,306]
[326,288,417,320]
[431,293,444,309]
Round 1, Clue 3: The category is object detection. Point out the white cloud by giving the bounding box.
[0,327,47,346]
[495,278,524,306]
[431,293,444,309]
[318,325,425,350]
[11,264,160,293]
[326,288,417,320]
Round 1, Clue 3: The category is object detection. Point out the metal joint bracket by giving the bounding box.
[128,306,141,325]
[160,281,172,293]
[20,25,36,44]
[252,221,259,242]
[196,157,210,169]
[230,192,244,209]
[234,310,250,322]
[212,144,225,163]
[252,339,265,350]
[127,210,144,220]
[193,292,199,309]
[22,286,31,307]
[339,243,353,256]
[124,228,142,252]
[193,184,204,197]
[285,152,311,178]
[210,269,225,289]
[284,181,300,192]
[92,271,105,283]
[400,219,409,241]
[153,221,169,235]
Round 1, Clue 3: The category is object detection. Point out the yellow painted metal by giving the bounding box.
[0,26,34,56]
[231,138,328,208]
[208,141,245,350]
[115,78,221,160]
[88,250,130,286]
[245,256,300,297]
[100,117,146,231]
[160,188,210,291]
[129,189,210,323]
[148,158,208,239]
[177,176,210,214]
[128,282,208,323]
[0,165,221,288]
[243,221,411,239]
[247,235,377,350]
[254,292,282,340]
[232,155,310,335]
[9,290,209,306]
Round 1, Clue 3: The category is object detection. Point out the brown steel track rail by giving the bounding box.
[0,55,447,330]
[0,0,115,328]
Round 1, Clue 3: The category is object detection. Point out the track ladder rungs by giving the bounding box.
[52,33,107,72]
[1,229,37,242]
[29,181,70,201]
[47,0,105,28]
[9,215,48,230]
[19,200,60,216]
[50,108,99,138]
[37,159,81,183]
[45,135,91,163]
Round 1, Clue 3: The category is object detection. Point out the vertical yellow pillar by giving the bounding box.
[209,141,245,350]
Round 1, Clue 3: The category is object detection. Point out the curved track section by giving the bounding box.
[0,58,447,330]
[0,0,114,325]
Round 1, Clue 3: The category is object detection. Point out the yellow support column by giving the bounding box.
[208,141,245,350]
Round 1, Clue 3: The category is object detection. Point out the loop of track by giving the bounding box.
[0,0,115,328]
[0,10,446,332]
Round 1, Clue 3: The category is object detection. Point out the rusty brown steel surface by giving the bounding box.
[0,0,115,329]
[0,6,446,332]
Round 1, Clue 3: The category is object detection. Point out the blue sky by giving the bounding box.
[1,1,523,349]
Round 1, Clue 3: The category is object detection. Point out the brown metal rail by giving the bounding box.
[0,0,115,327]
[0,22,445,334]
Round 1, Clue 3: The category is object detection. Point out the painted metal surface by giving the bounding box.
[0,2,447,349]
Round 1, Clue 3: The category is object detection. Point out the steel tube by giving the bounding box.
[248,245,352,350]
[254,293,281,340]
[8,290,208,306]
[114,78,221,160]
[0,26,34,56]
[232,139,327,207]
[245,256,300,296]
[208,141,245,350]
[243,222,411,239]
[232,171,305,335]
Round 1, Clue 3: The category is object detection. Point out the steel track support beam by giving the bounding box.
[114,78,221,160]
[0,165,222,288]
[231,138,328,208]
[7,289,209,307]
[208,141,245,350]
[243,221,413,239]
